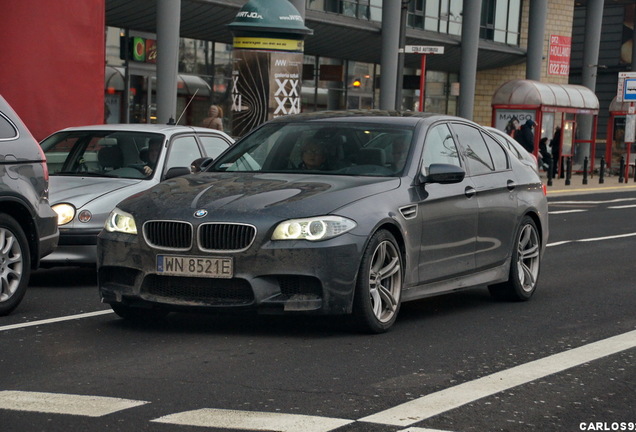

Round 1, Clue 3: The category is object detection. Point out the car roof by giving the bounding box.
[267,110,458,126]
[45,123,232,139]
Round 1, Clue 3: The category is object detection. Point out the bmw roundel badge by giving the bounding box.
[194,209,208,218]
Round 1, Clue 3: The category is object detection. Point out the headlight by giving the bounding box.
[272,216,356,241]
[104,208,137,234]
[52,203,75,226]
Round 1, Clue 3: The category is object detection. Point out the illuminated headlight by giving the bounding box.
[272,216,356,241]
[52,203,75,226]
[104,208,137,234]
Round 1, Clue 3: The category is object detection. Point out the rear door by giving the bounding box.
[450,122,518,271]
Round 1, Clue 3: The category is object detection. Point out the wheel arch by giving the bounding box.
[523,209,545,248]
[0,198,39,269]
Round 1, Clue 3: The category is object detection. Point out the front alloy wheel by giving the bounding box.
[0,214,31,316]
[353,230,403,333]
[489,216,541,301]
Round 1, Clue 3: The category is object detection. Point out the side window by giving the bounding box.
[482,132,509,171]
[422,123,461,169]
[0,113,17,140]
[166,136,202,171]
[452,123,493,176]
[199,135,230,158]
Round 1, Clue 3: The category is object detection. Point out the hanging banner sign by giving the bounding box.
[547,35,571,76]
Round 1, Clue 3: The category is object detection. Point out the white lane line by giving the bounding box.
[549,209,587,214]
[360,329,636,427]
[547,232,636,247]
[609,204,636,209]
[0,310,114,332]
[152,408,354,432]
[0,391,148,417]
[549,197,636,205]
[399,428,456,432]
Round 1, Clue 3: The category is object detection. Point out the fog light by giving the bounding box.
[78,210,92,223]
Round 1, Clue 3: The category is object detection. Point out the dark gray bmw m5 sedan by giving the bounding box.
[97,111,548,333]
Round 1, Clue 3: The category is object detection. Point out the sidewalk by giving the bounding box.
[542,171,636,195]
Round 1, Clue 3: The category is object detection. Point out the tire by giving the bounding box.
[0,214,31,316]
[489,216,541,301]
[352,230,403,333]
[111,303,169,322]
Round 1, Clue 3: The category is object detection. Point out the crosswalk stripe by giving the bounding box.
[359,329,636,427]
[151,408,354,431]
[0,391,148,417]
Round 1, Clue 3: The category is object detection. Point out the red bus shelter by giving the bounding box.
[606,96,635,178]
[491,79,599,176]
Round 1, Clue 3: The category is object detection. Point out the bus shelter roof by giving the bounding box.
[492,79,599,111]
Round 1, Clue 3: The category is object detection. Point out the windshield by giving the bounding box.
[210,122,414,177]
[40,131,165,179]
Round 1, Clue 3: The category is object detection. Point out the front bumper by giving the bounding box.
[97,231,365,315]
[40,228,100,266]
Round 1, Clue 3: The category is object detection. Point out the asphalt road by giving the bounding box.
[1,190,635,432]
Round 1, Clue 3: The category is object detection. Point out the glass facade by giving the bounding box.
[307,0,522,45]
[105,0,522,125]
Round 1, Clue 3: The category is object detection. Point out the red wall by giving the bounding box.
[0,1,105,141]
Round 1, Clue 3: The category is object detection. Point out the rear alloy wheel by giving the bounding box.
[489,216,540,301]
[353,230,403,333]
[0,214,31,316]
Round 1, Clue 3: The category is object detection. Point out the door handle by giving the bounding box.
[465,186,476,198]
[507,180,516,191]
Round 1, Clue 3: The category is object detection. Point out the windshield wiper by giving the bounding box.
[52,171,117,177]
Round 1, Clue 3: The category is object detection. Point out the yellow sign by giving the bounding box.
[233,37,304,52]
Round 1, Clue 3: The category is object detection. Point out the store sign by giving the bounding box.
[124,37,157,63]
[547,35,571,76]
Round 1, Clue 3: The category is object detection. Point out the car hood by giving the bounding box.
[120,173,401,220]
[49,176,143,208]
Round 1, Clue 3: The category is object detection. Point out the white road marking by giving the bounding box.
[549,197,636,205]
[399,428,456,432]
[549,209,587,214]
[609,204,636,209]
[359,329,636,427]
[0,391,148,417]
[0,310,113,332]
[547,232,636,247]
[152,408,354,431]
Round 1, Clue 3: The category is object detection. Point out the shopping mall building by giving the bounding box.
[1,0,634,159]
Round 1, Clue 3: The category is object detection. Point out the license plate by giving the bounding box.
[157,255,233,278]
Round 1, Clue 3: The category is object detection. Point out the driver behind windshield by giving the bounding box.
[298,138,327,170]
[143,138,162,176]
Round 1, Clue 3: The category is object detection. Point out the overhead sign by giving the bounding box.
[404,45,444,55]
[617,72,636,102]
[547,35,571,76]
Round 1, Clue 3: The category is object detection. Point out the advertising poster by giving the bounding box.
[494,110,536,137]
[231,50,303,137]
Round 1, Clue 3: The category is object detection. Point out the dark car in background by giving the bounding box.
[97,111,548,333]
[0,95,59,315]
[40,124,233,266]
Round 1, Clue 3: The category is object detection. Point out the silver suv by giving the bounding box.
[0,95,59,315]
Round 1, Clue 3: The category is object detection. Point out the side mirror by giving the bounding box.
[164,166,191,180]
[420,163,465,184]
[191,156,214,173]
